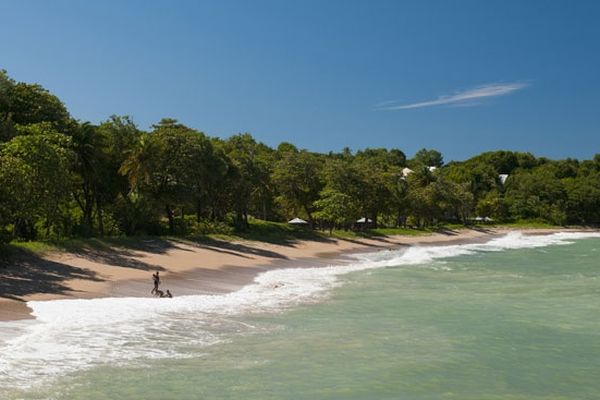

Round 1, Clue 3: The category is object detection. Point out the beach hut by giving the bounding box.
[288,217,308,225]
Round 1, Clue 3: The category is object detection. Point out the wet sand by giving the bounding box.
[0,228,588,321]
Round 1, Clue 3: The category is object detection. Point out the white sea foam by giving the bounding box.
[0,231,598,389]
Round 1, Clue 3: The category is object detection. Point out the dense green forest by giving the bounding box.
[1,70,599,242]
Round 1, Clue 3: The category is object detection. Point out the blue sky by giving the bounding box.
[2,0,599,161]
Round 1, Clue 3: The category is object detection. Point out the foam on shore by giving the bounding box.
[1,231,598,389]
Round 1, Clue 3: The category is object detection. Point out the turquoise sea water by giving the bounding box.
[1,232,600,399]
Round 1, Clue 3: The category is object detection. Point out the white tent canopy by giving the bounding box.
[472,216,494,223]
[288,217,308,225]
[356,217,373,223]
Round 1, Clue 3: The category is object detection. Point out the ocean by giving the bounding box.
[1,231,599,399]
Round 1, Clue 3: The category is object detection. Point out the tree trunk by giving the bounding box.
[120,192,136,235]
[303,205,314,228]
[28,219,36,240]
[96,197,104,236]
[165,204,175,234]
[74,184,95,234]
[196,200,202,223]
[15,218,36,241]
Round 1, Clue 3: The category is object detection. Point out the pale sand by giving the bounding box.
[0,228,589,321]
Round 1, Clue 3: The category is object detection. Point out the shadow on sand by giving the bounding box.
[0,230,334,301]
[170,237,290,259]
[0,252,104,301]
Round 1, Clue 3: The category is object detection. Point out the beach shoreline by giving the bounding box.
[0,227,593,322]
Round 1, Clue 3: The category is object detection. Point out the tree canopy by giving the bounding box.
[1,70,599,242]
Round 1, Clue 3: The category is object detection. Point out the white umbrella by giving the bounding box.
[288,217,308,225]
[356,217,373,223]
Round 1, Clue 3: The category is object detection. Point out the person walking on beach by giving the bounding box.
[151,271,160,295]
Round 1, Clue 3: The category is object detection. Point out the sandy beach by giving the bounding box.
[0,227,590,321]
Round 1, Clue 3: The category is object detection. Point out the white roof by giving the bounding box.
[288,217,308,224]
[401,167,414,177]
[428,166,437,172]
[356,217,373,223]
[498,174,509,184]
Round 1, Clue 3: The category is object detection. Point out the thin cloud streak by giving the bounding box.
[375,82,529,110]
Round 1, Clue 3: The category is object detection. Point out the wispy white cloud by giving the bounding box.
[374,82,529,110]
